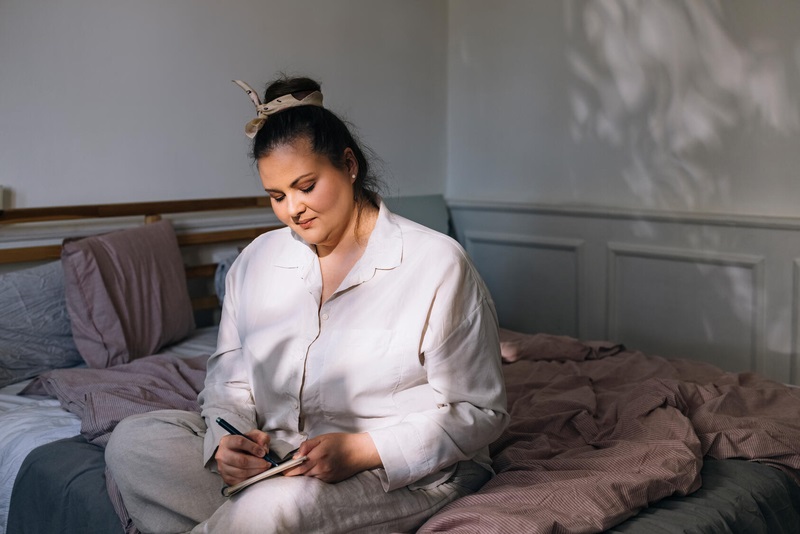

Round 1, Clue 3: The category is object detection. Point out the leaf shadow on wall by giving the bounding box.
[564,0,800,371]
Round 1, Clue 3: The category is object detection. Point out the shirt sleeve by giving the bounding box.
[198,254,259,468]
[368,259,509,491]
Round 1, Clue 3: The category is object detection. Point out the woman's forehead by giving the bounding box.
[257,141,333,185]
[260,137,315,161]
[259,140,317,169]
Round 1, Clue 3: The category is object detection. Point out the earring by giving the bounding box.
[351,174,356,179]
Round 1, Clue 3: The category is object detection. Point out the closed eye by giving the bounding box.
[266,181,314,203]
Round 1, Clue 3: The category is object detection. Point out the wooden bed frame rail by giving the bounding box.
[0,196,280,315]
[0,196,271,225]
[0,196,276,263]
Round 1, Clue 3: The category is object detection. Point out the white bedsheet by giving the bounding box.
[0,393,81,534]
[0,326,218,534]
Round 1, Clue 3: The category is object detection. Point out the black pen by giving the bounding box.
[215,416,279,467]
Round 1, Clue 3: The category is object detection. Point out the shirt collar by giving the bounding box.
[271,228,316,269]
[355,200,403,273]
[272,200,403,276]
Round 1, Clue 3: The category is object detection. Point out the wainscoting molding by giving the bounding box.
[463,230,585,335]
[449,199,799,385]
[792,260,800,385]
[607,242,765,375]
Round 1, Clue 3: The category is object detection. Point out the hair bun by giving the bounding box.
[264,76,321,103]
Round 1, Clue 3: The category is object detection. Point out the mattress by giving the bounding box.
[0,382,80,534]
[8,436,123,534]
[608,459,800,533]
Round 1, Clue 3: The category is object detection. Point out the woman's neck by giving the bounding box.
[315,203,379,260]
[316,204,379,304]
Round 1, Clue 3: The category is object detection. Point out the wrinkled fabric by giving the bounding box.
[0,261,82,388]
[418,340,800,533]
[213,251,239,304]
[61,220,195,369]
[22,352,208,446]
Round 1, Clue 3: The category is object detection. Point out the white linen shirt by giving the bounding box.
[199,202,508,491]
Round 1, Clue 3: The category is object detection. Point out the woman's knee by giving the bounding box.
[106,412,152,471]
[106,410,203,473]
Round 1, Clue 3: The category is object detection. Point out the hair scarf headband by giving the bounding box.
[232,80,324,138]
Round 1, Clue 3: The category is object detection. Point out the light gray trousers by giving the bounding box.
[105,410,491,534]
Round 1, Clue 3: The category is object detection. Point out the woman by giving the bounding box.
[106,76,508,533]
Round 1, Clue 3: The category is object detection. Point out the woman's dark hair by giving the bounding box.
[252,75,382,213]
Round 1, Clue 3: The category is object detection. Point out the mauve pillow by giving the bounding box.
[61,220,195,368]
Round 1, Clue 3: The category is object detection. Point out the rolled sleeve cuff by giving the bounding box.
[368,423,429,492]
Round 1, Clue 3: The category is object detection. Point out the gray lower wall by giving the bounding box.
[449,199,800,386]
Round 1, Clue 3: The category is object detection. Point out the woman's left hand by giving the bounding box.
[283,432,382,483]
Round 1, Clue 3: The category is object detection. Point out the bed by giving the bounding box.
[1,197,799,534]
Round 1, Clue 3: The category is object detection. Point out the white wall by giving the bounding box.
[0,0,447,208]
[447,0,800,218]
[12,1,796,216]
[446,0,800,383]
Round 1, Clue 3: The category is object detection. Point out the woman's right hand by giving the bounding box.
[214,429,272,486]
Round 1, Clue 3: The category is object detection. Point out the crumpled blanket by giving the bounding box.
[418,336,800,533]
[20,353,209,534]
[21,353,208,446]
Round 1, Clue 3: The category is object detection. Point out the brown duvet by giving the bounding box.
[418,335,800,533]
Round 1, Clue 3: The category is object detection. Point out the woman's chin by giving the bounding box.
[294,225,323,244]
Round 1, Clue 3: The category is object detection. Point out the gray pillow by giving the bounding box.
[61,220,196,368]
[214,251,241,305]
[0,261,84,388]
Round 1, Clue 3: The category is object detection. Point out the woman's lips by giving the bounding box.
[296,218,314,229]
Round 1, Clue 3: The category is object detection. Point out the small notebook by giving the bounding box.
[222,455,308,497]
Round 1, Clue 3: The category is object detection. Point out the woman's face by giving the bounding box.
[258,137,358,251]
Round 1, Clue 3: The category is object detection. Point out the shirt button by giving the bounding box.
[321,313,329,320]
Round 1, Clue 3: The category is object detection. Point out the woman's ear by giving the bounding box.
[343,148,358,181]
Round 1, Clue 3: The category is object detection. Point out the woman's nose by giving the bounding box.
[287,193,305,217]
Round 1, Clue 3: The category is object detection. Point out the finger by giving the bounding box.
[217,445,269,475]
[219,462,264,480]
[296,438,319,457]
[219,464,267,486]
[216,448,271,486]
[282,457,314,478]
[244,429,271,450]
[216,442,281,484]
[221,450,268,471]
[222,435,267,458]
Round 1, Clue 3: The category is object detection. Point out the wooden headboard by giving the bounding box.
[0,194,452,322]
[0,196,281,321]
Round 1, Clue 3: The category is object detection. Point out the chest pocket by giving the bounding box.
[318,329,401,419]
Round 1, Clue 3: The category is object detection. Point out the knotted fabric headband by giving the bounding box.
[232,80,324,138]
